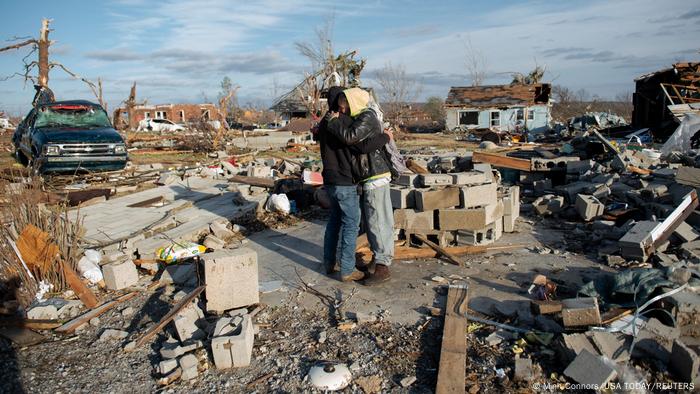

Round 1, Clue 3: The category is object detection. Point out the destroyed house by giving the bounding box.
[632,62,700,135]
[114,103,221,128]
[445,83,552,133]
[270,90,311,124]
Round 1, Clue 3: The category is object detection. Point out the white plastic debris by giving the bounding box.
[77,249,103,284]
[265,193,291,214]
[308,362,352,391]
[35,280,53,301]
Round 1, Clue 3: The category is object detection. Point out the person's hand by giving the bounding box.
[385,128,394,141]
[330,111,340,119]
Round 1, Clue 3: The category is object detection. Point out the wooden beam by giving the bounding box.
[406,158,429,174]
[62,261,99,309]
[55,291,138,334]
[131,286,205,349]
[357,243,528,262]
[472,151,530,172]
[228,175,276,188]
[413,234,461,266]
[0,318,61,330]
[436,283,468,394]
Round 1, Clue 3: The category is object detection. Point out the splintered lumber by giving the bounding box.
[0,318,61,330]
[228,175,276,188]
[650,190,699,252]
[62,260,99,308]
[406,158,429,174]
[414,234,461,266]
[627,165,652,175]
[55,291,139,334]
[472,151,531,171]
[357,243,527,262]
[132,285,205,348]
[436,283,468,394]
[16,224,60,273]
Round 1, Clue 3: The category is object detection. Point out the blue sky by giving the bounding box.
[0,0,698,115]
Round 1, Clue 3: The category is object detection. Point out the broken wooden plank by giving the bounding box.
[55,291,139,334]
[131,285,205,349]
[228,175,276,188]
[650,190,699,252]
[62,260,99,309]
[627,165,652,175]
[406,158,429,174]
[0,318,61,330]
[358,243,528,262]
[436,283,468,394]
[472,151,531,172]
[414,234,461,266]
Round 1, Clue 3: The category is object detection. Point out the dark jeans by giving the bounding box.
[324,185,360,276]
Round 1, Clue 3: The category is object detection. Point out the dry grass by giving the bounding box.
[0,175,83,306]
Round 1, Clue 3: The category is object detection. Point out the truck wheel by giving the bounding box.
[14,148,28,166]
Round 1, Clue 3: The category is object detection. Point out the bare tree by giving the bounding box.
[463,37,488,87]
[0,19,106,108]
[373,62,422,126]
[294,15,335,75]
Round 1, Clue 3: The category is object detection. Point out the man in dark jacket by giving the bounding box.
[316,86,388,282]
[327,88,395,285]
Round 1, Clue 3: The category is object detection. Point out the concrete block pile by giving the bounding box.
[391,164,520,247]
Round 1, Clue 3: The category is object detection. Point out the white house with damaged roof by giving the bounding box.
[445,83,552,133]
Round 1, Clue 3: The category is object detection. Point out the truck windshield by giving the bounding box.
[35,105,112,129]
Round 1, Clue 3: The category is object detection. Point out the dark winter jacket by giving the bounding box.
[316,87,388,185]
[328,107,393,182]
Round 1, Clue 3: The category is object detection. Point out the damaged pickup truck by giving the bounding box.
[13,100,128,173]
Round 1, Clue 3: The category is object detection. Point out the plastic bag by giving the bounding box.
[156,242,207,263]
[265,193,291,214]
[77,249,103,284]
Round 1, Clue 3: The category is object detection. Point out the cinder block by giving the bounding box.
[389,186,415,209]
[102,260,139,290]
[618,220,659,261]
[415,187,460,211]
[394,209,434,232]
[454,223,498,246]
[563,349,617,387]
[533,195,565,216]
[211,314,254,369]
[419,173,453,186]
[437,202,504,231]
[204,249,259,313]
[561,297,601,327]
[575,194,604,221]
[670,339,700,384]
[395,173,420,187]
[503,214,517,233]
[229,315,254,367]
[673,221,700,243]
[556,181,593,202]
[210,221,235,239]
[451,171,490,186]
[172,301,206,342]
[247,166,271,178]
[566,160,593,174]
[502,186,520,216]
[459,183,497,208]
[514,357,533,382]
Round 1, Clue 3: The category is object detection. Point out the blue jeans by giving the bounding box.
[324,185,360,276]
[362,183,394,266]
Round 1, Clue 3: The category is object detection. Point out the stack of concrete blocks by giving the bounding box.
[211,310,255,369]
[390,166,520,247]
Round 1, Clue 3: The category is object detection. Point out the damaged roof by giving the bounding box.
[445,83,551,108]
[635,62,700,85]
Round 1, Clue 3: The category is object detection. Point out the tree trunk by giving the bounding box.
[37,19,51,88]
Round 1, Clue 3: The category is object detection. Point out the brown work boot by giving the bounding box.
[341,270,366,282]
[363,264,390,286]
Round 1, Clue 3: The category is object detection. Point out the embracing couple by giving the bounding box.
[316,86,396,286]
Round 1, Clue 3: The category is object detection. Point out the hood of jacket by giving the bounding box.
[343,87,371,117]
[326,86,345,112]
